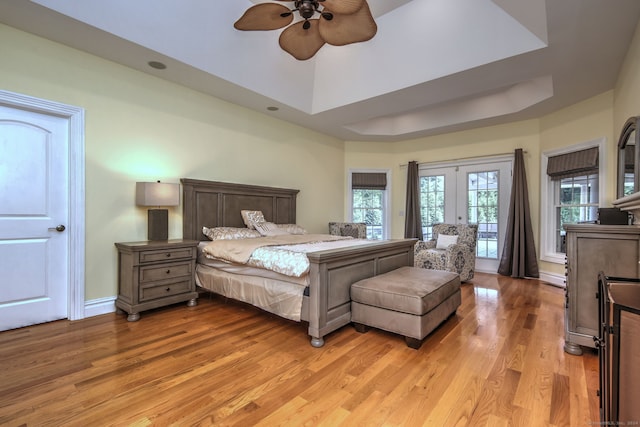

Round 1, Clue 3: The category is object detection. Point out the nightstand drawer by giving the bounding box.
[140,280,192,301]
[140,261,193,282]
[139,247,195,263]
[115,239,199,321]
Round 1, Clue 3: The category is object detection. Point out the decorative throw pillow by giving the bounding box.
[276,224,308,235]
[241,210,265,229]
[202,226,261,240]
[436,234,459,249]
[340,224,362,238]
[254,222,290,237]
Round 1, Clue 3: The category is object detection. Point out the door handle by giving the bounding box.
[48,225,66,232]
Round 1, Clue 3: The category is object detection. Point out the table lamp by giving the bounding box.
[136,181,179,241]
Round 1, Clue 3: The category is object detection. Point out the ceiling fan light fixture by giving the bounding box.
[234,0,375,60]
[298,1,316,19]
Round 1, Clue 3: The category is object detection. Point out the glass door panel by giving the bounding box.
[419,167,456,240]
[458,162,511,272]
[468,170,499,259]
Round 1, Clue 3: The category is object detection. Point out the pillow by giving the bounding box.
[339,223,364,239]
[241,210,265,229]
[254,222,290,237]
[202,226,261,241]
[276,223,308,235]
[436,234,458,249]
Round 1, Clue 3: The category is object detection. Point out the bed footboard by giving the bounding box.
[305,238,416,347]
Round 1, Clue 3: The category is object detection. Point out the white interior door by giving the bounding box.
[420,158,512,273]
[0,104,70,330]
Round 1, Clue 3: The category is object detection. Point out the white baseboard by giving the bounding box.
[475,268,565,288]
[84,296,116,318]
[538,271,566,288]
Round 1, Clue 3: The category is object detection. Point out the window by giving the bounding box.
[541,140,604,263]
[419,174,445,240]
[554,174,599,252]
[350,171,390,240]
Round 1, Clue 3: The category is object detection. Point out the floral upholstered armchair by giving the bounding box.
[414,223,478,282]
[328,222,367,239]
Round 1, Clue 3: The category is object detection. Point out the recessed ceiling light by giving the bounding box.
[148,61,167,70]
[267,106,279,111]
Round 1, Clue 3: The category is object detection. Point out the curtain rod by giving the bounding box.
[399,150,527,167]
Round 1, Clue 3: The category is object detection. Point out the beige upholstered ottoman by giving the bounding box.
[351,267,461,349]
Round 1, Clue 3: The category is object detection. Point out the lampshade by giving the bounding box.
[136,182,179,207]
[136,181,179,241]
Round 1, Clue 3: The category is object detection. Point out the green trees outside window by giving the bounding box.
[352,189,384,239]
[555,174,599,252]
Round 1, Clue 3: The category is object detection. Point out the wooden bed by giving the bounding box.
[181,178,416,347]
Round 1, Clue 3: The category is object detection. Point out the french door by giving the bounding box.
[419,157,512,272]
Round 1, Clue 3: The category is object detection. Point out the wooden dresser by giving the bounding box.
[115,239,199,321]
[597,273,640,424]
[563,224,640,355]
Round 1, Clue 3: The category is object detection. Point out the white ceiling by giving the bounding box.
[1,0,640,142]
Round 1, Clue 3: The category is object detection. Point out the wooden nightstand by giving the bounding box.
[115,239,199,321]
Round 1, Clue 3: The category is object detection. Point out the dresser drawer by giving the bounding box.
[139,261,193,282]
[140,280,192,301]
[139,247,195,264]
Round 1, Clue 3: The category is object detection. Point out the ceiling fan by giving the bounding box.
[234,0,377,61]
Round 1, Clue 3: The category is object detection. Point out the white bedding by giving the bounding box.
[201,234,373,277]
[197,242,309,286]
[198,235,380,321]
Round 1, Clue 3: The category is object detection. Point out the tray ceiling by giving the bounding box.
[1,0,639,141]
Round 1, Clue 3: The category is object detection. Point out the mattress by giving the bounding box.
[196,236,379,322]
[196,264,308,322]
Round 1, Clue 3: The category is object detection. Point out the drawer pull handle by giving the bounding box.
[166,269,171,274]
[166,287,171,292]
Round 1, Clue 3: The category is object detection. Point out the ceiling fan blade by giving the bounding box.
[279,20,325,60]
[319,2,376,46]
[320,0,365,15]
[234,3,293,31]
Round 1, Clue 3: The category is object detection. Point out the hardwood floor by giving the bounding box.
[0,273,599,426]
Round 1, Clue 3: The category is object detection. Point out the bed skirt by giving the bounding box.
[195,264,309,322]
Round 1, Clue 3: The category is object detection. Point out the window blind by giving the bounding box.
[547,147,599,180]
[352,172,387,190]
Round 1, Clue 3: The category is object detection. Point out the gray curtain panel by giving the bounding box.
[498,149,539,278]
[404,161,423,240]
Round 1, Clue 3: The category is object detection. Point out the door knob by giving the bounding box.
[48,225,66,232]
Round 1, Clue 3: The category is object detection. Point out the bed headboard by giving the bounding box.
[181,178,299,241]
